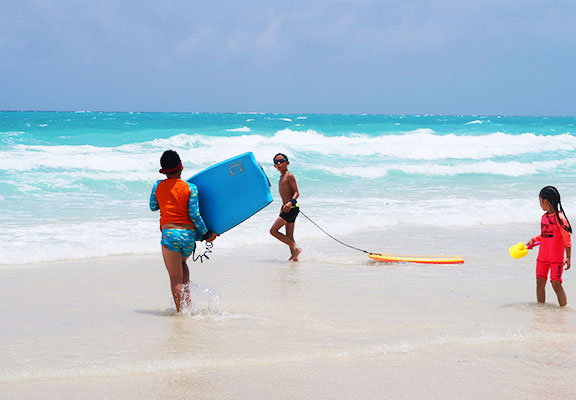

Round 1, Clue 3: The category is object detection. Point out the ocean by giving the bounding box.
[2,111,576,399]
[1,111,576,265]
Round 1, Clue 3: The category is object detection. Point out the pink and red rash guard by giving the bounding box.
[533,212,571,264]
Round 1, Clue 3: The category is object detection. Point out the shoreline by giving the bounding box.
[0,222,539,269]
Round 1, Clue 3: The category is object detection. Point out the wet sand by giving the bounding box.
[2,226,576,399]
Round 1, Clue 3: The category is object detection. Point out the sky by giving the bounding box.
[1,0,576,115]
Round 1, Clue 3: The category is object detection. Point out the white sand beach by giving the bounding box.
[2,225,576,399]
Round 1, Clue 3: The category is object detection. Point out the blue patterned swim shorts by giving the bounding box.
[161,229,196,258]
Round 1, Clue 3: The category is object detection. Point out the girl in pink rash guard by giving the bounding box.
[527,186,572,307]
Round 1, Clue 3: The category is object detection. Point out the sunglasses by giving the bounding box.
[274,158,287,165]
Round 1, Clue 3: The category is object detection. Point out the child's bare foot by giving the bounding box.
[289,247,301,261]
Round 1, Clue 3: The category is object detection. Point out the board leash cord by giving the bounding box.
[299,210,372,254]
[300,209,464,264]
[192,241,214,263]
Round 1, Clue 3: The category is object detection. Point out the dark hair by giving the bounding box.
[160,150,181,171]
[273,153,288,161]
[540,186,572,233]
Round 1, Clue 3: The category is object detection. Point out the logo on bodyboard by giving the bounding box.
[228,162,245,176]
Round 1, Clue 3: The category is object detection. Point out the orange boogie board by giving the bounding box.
[368,252,464,265]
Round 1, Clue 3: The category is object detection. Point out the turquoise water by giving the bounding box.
[1,111,576,264]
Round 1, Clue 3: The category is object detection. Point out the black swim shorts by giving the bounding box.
[279,206,300,223]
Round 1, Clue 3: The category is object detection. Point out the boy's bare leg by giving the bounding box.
[551,280,567,307]
[162,246,185,312]
[270,217,298,259]
[285,222,301,261]
[536,278,547,304]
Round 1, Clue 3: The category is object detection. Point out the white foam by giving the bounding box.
[0,131,25,136]
[0,194,543,265]
[0,219,159,265]
[2,328,573,382]
[316,159,567,177]
[2,131,576,174]
[0,144,156,172]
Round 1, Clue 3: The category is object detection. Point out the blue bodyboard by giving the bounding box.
[187,152,273,234]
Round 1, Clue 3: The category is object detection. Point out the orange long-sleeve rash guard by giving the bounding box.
[149,178,208,237]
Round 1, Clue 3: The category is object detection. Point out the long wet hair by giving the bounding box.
[540,186,572,233]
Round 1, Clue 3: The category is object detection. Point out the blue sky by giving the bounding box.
[1,0,575,115]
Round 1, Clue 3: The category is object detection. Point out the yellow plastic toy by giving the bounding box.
[509,241,540,259]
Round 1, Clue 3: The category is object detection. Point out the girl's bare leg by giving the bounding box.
[551,280,567,307]
[536,277,547,304]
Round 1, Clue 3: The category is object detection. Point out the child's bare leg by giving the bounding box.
[536,278,547,304]
[285,222,301,261]
[182,258,190,285]
[551,280,567,307]
[182,257,191,309]
[162,246,185,312]
[270,217,297,258]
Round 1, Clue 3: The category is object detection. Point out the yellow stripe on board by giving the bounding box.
[368,253,464,265]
